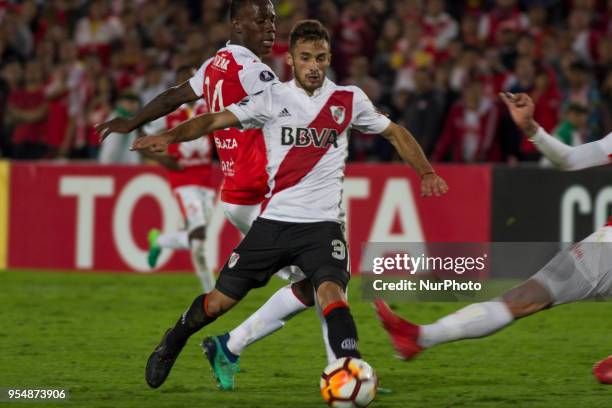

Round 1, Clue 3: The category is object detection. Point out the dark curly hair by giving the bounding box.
[289,20,331,51]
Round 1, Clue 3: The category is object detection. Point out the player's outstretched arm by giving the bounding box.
[131,110,240,153]
[530,130,611,170]
[96,81,199,141]
[500,92,611,170]
[381,122,449,197]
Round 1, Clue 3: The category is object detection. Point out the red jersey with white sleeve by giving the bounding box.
[189,43,279,205]
[227,78,391,223]
[143,100,214,190]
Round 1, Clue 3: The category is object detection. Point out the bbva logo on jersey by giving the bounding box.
[281,127,339,148]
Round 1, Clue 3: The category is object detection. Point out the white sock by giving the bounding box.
[316,297,336,364]
[190,239,215,293]
[157,231,189,249]
[226,284,309,356]
[419,301,514,348]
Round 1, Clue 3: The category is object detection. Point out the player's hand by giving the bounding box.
[499,92,539,137]
[131,134,172,153]
[95,117,135,142]
[421,173,448,197]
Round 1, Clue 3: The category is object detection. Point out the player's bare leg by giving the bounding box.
[501,279,552,318]
[375,279,553,360]
[145,289,238,388]
[188,226,215,293]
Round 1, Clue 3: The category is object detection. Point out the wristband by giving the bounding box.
[421,171,435,179]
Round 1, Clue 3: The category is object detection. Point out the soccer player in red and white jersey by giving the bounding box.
[96,0,334,389]
[374,92,612,383]
[141,65,216,293]
[134,19,448,391]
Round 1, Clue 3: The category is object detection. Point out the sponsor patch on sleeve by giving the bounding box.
[259,70,275,82]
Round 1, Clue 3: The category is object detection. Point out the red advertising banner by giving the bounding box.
[6,162,491,274]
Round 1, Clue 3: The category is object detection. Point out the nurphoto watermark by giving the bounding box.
[360,242,611,302]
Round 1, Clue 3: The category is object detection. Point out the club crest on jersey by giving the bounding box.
[281,127,339,148]
[330,106,346,125]
[228,252,240,268]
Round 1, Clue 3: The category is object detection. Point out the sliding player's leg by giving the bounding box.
[376,232,612,360]
[375,279,550,359]
[592,237,612,384]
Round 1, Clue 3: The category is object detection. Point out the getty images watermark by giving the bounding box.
[371,252,487,292]
[360,242,576,301]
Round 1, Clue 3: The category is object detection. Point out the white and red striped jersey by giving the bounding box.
[189,43,279,205]
[227,78,391,223]
[143,101,215,189]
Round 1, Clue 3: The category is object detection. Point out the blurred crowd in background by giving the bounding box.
[0,0,610,163]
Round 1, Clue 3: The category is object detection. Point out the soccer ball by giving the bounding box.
[320,357,377,408]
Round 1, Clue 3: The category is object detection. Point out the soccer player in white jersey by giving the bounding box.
[133,19,449,391]
[375,92,612,383]
[96,0,339,390]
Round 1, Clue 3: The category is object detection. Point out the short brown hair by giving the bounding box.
[289,19,330,50]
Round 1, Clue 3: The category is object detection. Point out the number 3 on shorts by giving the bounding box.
[331,239,346,260]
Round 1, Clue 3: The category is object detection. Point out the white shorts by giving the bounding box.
[221,202,261,235]
[221,200,306,283]
[533,226,612,305]
[174,186,215,234]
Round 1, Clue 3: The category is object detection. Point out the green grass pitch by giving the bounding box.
[1,270,611,407]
